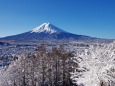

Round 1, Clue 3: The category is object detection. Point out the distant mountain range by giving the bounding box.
[0,23,113,43]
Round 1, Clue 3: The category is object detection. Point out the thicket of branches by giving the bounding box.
[71,42,115,86]
[0,44,77,86]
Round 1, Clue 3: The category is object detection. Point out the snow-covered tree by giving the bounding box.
[0,44,76,86]
[71,42,115,86]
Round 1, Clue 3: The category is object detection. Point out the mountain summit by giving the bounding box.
[0,23,112,42]
[31,23,65,34]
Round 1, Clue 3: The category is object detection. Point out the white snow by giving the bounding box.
[71,42,115,86]
[31,23,65,34]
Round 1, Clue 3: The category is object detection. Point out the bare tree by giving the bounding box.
[0,44,77,86]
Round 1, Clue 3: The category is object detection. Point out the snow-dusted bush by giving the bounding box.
[71,42,115,86]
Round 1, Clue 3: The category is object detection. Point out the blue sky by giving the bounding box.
[0,0,115,39]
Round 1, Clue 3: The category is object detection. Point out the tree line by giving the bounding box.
[2,44,78,86]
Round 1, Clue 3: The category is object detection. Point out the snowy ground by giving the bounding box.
[0,41,115,86]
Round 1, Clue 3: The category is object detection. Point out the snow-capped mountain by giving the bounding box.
[0,23,113,42]
[31,23,65,34]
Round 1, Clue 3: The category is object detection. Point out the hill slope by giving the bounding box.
[0,23,113,42]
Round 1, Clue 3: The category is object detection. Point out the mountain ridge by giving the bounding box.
[0,23,113,43]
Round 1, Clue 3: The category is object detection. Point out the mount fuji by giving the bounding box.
[31,23,65,34]
[0,23,113,42]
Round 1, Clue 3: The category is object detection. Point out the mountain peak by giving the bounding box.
[31,23,65,34]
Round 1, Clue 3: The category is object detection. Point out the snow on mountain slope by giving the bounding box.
[0,23,93,41]
[0,23,113,42]
[31,23,66,34]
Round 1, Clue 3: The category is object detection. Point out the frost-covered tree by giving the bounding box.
[0,44,76,86]
[71,42,115,86]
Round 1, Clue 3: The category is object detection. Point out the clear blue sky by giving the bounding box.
[0,0,115,39]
